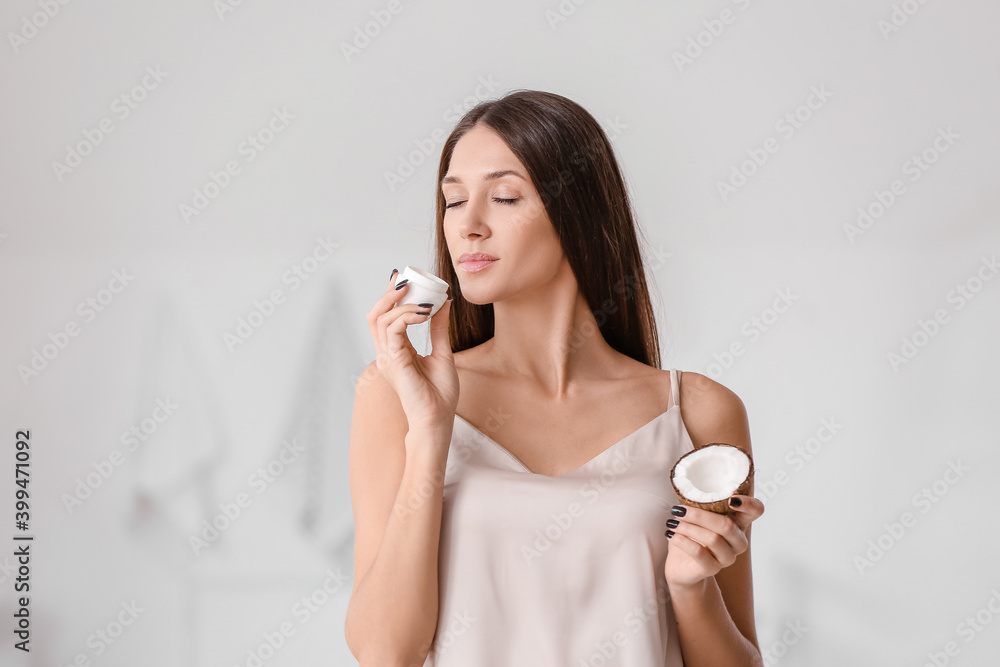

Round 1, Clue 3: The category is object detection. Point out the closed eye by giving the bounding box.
[445,197,518,209]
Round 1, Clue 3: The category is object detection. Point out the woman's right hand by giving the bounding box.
[366,269,458,436]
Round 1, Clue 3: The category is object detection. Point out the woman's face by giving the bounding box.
[441,124,566,305]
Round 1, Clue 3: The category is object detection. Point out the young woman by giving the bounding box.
[345,90,765,666]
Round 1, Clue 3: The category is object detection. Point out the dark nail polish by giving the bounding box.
[671,506,687,517]
[666,519,679,529]
[389,268,398,280]
[418,302,433,308]
[417,310,431,316]
[729,497,742,507]
[666,530,675,538]
[394,279,408,290]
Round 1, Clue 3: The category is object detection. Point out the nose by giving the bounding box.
[457,197,491,240]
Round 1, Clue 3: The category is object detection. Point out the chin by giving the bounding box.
[455,288,496,306]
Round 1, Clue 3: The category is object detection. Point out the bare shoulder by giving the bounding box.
[676,371,752,454]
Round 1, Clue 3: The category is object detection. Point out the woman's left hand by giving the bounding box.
[663,495,765,589]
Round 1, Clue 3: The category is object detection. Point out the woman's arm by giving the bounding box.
[667,371,764,667]
[344,361,452,666]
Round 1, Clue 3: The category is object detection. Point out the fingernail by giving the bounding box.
[666,519,679,529]
[417,310,430,316]
[389,268,398,280]
[729,497,742,507]
[665,530,675,538]
[394,279,409,290]
[671,506,687,517]
[418,302,433,308]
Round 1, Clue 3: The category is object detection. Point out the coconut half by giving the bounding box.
[670,443,754,514]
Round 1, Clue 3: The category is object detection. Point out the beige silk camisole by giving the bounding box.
[421,368,694,666]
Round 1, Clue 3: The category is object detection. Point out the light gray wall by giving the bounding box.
[1,1,998,665]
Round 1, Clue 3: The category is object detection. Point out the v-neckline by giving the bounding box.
[453,405,677,478]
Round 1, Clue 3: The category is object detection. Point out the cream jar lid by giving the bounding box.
[400,266,448,293]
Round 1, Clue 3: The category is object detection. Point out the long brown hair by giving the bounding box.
[433,90,661,369]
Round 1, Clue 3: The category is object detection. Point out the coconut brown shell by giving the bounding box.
[669,442,754,515]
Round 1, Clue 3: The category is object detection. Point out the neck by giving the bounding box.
[481,265,619,399]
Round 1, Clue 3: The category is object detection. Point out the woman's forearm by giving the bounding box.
[345,428,450,666]
[669,576,763,667]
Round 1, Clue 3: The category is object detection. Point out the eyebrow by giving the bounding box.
[441,169,525,185]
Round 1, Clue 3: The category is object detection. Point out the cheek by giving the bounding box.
[442,223,462,252]
[520,197,549,222]
[510,218,563,273]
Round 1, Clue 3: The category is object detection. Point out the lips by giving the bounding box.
[458,252,498,273]
[458,252,498,262]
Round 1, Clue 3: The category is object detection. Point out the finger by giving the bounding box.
[669,517,745,565]
[367,270,410,353]
[379,301,425,354]
[428,299,454,361]
[373,281,415,363]
[671,506,747,554]
[727,495,765,531]
[673,504,743,534]
[666,531,723,572]
[383,304,431,362]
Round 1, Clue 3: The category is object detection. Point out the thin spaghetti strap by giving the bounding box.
[676,370,682,409]
[669,368,680,410]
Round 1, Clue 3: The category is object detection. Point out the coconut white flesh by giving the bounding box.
[673,445,750,503]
